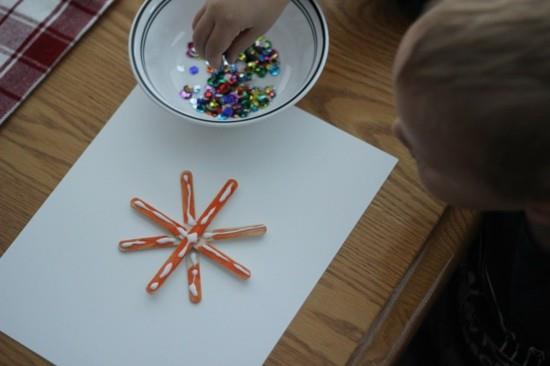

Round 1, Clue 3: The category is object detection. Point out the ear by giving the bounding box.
[526,202,550,226]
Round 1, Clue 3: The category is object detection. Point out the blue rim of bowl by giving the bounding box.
[129,0,329,126]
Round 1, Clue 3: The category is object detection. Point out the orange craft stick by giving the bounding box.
[187,251,202,303]
[119,226,265,252]
[195,242,251,279]
[146,179,238,293]
[180,171,201,303]
[120,224,266,251]
[130,198,186,239]
[204,224,267,241]
[119,235,178,252]
[181,171,196,225]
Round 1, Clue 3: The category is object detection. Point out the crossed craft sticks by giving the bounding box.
[119,171,266,303]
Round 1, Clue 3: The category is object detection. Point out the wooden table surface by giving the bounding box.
[0,1,480,365]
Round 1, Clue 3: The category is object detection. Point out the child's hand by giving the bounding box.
[192,0,288,69]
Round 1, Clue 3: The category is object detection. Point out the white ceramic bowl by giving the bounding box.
[129,0,329,126]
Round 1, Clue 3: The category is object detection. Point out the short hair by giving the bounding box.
[396,0,550,201]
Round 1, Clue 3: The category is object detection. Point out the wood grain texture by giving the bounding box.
[0,0,472,365]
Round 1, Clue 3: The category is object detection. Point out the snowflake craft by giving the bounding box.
[119,171,266,303]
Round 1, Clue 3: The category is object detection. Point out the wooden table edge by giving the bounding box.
[347,206,482,366]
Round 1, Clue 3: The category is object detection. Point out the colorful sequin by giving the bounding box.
[179,37,280,121]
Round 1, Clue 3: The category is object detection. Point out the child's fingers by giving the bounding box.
[225,29,260,64]
[205,23,240,69]
[192,5,206,31]
[192,9,215,59]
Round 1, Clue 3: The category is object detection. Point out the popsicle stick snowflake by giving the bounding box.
[119,171,266,303]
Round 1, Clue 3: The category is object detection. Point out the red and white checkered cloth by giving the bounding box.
[0,0,113,125]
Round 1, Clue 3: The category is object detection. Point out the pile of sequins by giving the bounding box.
[180,36,280,121]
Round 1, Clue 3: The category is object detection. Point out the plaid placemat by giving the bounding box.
[0,0,113,125]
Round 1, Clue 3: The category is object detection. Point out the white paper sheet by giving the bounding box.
[0,87,396,366]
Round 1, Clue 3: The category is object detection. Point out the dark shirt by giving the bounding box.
[457,212,549,365]
[508,218,550,352]
[399,212,550,366]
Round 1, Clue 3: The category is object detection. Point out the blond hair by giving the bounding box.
[396,0,550,200]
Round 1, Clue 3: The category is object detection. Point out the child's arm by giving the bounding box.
[192,0,288,68]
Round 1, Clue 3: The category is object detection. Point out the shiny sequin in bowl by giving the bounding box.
[129,0,329,127]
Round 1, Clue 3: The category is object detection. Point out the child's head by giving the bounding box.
[393,0,550,210]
